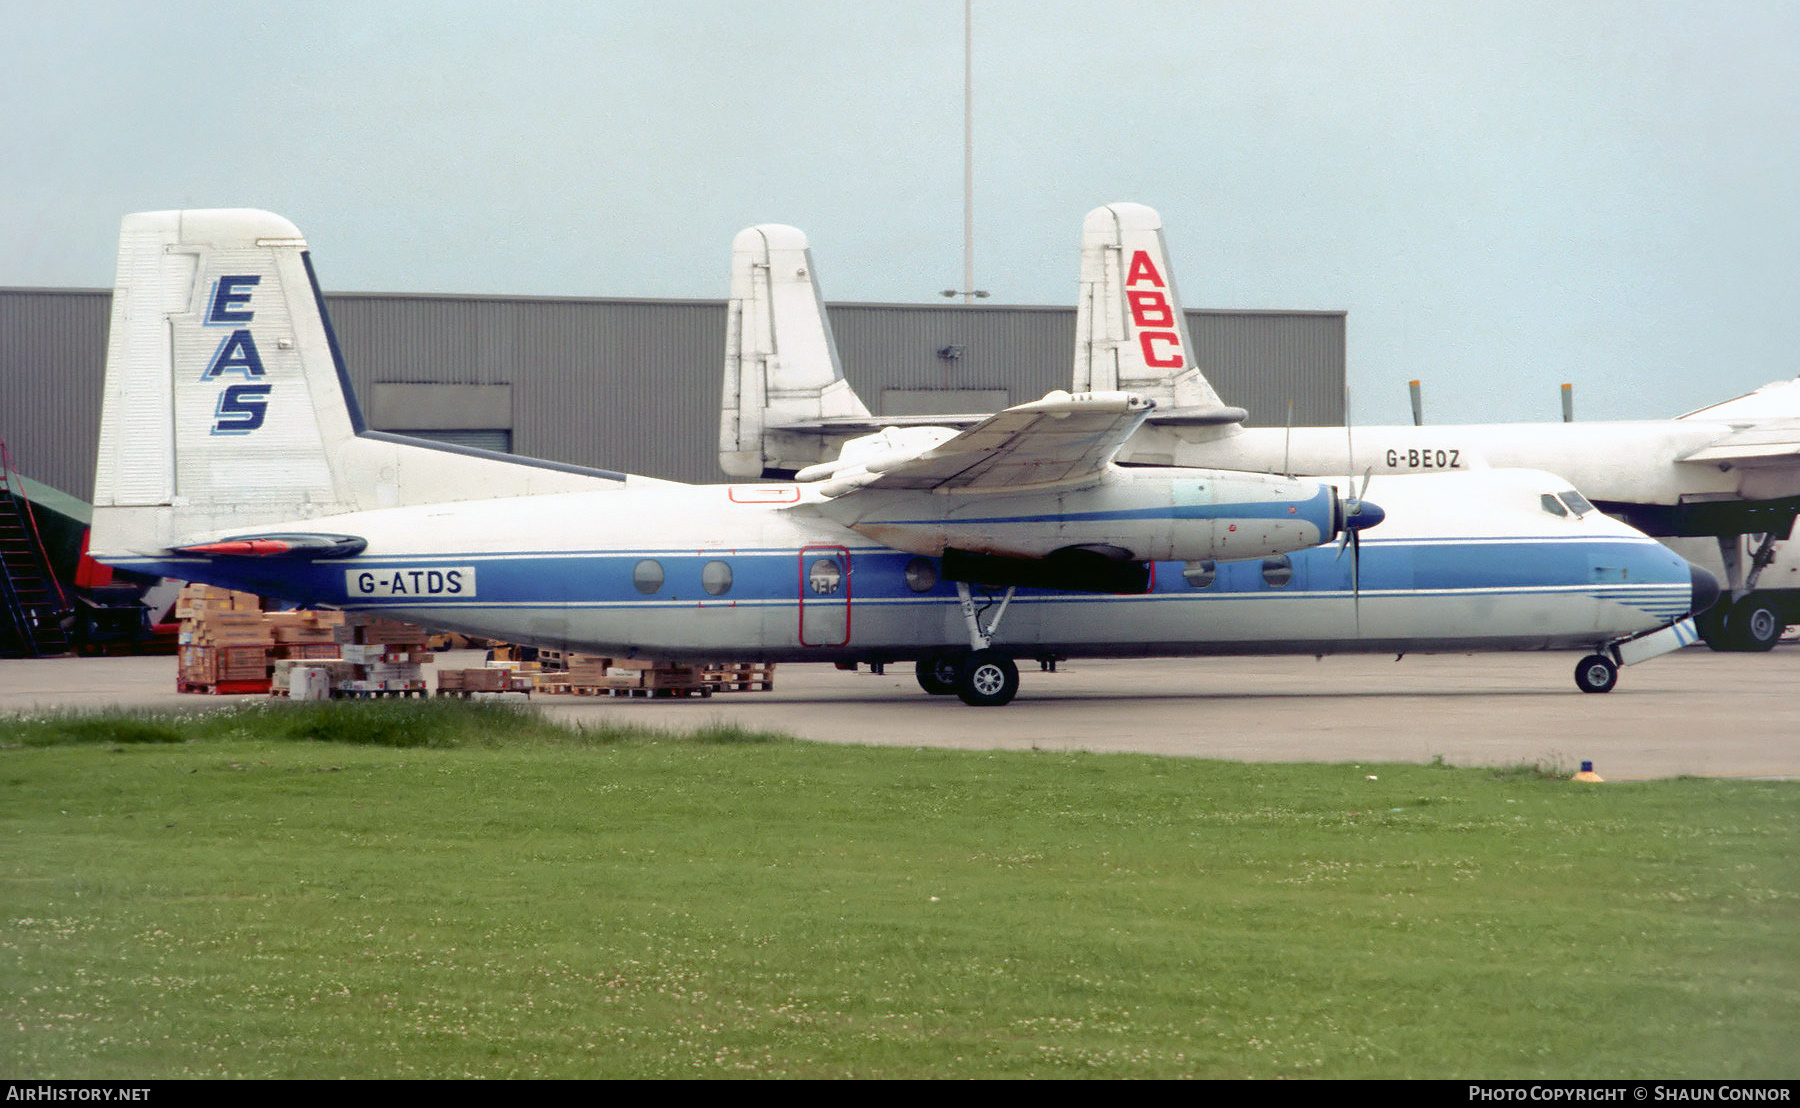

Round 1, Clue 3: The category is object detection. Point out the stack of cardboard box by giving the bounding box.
[434,667,519,695]
[175,586,438,698]
[331,615,433,696]
[176,586,273,693]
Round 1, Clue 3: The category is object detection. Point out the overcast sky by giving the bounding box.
[5,0,1798,425]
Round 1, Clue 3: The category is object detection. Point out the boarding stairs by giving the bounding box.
[0,443,71,657]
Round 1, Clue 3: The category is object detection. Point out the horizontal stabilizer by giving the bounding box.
[1144,404,1251,427]
[168,533,368,559]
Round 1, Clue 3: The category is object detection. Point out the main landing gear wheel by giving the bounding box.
[915,649,961,695]
[1696,603,1732,651]
[955,649,1020,707]
[1574,653,1618,694]
[1729,593,1783,652]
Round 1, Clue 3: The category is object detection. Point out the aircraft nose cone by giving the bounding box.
[1345,501,1385,532]
[1689,562,1722,617]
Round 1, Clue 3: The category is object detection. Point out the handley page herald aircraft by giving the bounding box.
[727,203,1795,652]
[716,222,1718,695]
[92,209,1385,706]
[1066,202,1799,653]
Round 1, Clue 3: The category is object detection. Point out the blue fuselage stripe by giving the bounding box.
[110,537,1689,616]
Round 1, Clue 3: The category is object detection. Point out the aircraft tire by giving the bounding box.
[915,650,961,695]
[1695,603,1733,651]
[955,650,1019,707]
[1729,593,1783,652]
[1574,653,1618,694]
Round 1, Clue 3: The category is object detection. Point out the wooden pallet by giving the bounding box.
[557,683,714,699]
[177,679,272,695]
[332,688,430,699]
[701,663,776,692]
[433,688,530,699]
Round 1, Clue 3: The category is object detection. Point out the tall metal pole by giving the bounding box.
[962,0,975,305]
[941,3,985,304]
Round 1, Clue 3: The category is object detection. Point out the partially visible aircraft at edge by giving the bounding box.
[725,202,1800,655]
[714,222,1716,697]
[91,209,1374,707]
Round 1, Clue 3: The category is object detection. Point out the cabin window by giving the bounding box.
[904,557,938,593]
[702,560,733,596]
[633,559,664,594]
[1540,493,1569,518]
[1181,559,1217,588]
[1260,555,1293,588]
[808,558,843,596]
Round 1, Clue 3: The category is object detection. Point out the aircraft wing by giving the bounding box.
[800,390,1154,499]
[776,412,985,433]
[1676,423,1800,468]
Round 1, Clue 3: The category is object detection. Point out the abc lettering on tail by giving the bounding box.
[1125,250,1183,369]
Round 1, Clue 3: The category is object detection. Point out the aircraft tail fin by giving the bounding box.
[720,224,874,478]
[1075,203,1245,425]
[91,209,619,560]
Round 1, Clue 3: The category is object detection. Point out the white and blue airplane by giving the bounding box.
[716,221,1719,696]
[91,209,1379,706]
[88,210,1714,705]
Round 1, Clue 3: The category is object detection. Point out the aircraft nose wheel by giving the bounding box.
[1574,653,1618,694]
[955,649,1020,707]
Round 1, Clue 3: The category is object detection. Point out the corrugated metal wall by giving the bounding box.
[0,288,1344,496]
[0,289,111,505]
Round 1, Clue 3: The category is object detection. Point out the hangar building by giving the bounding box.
[0,286,1344,652]
[1,288,1346,498]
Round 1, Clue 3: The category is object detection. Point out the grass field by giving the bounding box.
[3,700,1795,1079]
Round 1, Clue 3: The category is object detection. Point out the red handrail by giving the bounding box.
[0,440,70,610]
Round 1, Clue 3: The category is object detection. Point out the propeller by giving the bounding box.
[1335,470,1386,634]
[1333,388,1386,633]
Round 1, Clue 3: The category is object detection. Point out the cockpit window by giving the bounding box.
[1540,493,1568,518]
[1558,490,1594,517]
